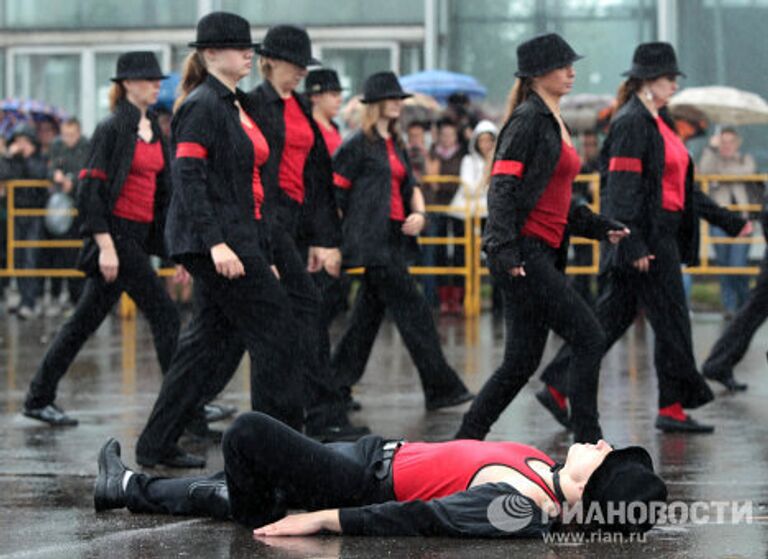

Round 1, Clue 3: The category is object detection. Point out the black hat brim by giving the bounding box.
[188,41,260,49]
[255,46,321,68]
[621,67,686,79]
[515,54,584,78]
[360,92,413,104]
[110,74,169,82]
[582,446,653,502]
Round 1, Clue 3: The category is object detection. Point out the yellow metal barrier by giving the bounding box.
[3,174,765,318]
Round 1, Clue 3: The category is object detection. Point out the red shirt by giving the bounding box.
[278,96,315,203]
[656,116,688,212]
[387,138,406,221]
[240,111,270,220]
[316,119,342,156]
[112,139,164,223]
[521,141,581,248]
[393,440,557,503]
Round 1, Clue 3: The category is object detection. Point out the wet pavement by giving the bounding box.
[1,309,767,558]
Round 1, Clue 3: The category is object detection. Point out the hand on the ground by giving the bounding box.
[98,247,119,283]
[253,510,341,537]
[632,254,655,273]
[402,213,426,236]
[508,266,526,277]
[211,243,245,279]
[607,227,631,244]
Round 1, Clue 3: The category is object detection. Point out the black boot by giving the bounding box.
[703,368,748,392]
[23,403,78,427]
[535,387,571,430]
[94,438,128,512]
[655,414,714,433]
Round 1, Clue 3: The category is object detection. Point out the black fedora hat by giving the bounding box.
[360,71,412,104]
[188,11,258,49]
[581,446,668,534]
[515,33,583,78]
[111,51,168,82]
[623,42,686,79]
[305,68,344,95]
[255,24,320,69]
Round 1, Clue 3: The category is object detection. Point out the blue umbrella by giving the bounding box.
[399,70,487,104]
[153,73,181,112]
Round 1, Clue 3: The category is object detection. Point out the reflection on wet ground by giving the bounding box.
[1,310,766,557]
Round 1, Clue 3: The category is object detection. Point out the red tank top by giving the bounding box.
[655,116,687,212]
[240,111,270,220]
[392,440,557,503]
[278,96,315,204]
[112,139,164,223]
[386,138,406,221]
[316,119,342,156]
[521,141,581,248]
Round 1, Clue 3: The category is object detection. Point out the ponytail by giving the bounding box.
[174,51,208,113]
[108,82,126,112]
[502,77,533,123]
[616,78,643,109]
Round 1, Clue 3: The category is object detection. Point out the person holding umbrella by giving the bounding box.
[21,52,181,426]
[331,71,473,411]
[453,34,629,444]
[536,42,751,434]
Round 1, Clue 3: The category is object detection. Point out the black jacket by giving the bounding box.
[245,81,340,246]
[76,99,171,269]
[339,482,552,538]
[599,95,746,269]
[0,153,49,208]
[483,92,621,271]
[333,130,420,268]
[165,75,268,260]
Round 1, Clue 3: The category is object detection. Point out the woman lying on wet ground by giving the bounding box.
[95,412,667,538]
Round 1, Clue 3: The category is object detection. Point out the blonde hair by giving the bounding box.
[174,51,208,113]
[361,101,404,147]
[258,56,273,79]
[502,77,533,123]
[108,82,127,112]
[615,78,643,109]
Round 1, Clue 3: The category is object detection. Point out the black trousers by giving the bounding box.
[331,233,469,403]
[571,243,595,307]
[25,220,179,409]
[135,252,304,461]
[540,212,714,410]
[703,253,768,378]
[126,413,393,526]
[191,222,349,429]
[456,237,605,441]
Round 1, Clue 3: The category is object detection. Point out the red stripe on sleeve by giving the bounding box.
[333,172,352,189]
[176,142,208,159]
[608,157,642,173]
[491,160,525,178]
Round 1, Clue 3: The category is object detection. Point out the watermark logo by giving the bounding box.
[487,493,536,532]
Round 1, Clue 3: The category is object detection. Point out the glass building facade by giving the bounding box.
[1,0,767,162]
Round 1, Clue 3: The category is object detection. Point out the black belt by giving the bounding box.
[373,439,404,497]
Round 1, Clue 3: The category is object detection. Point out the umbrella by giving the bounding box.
[560,93,615,133]
[1,97,69,138]
[399,70,487,104]
[669,86,768,126]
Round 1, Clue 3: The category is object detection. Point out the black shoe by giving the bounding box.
[426,390,475,411]
[655,414,714,433]
[136,445,206,469]
[703,369,748,392]
[535,388,571,430]
[23,403,78,426]
[307,423,371,442]
[185,418,224,443]
[204,403,237,423]
[188,479,231,520]
[94,438,128,512]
